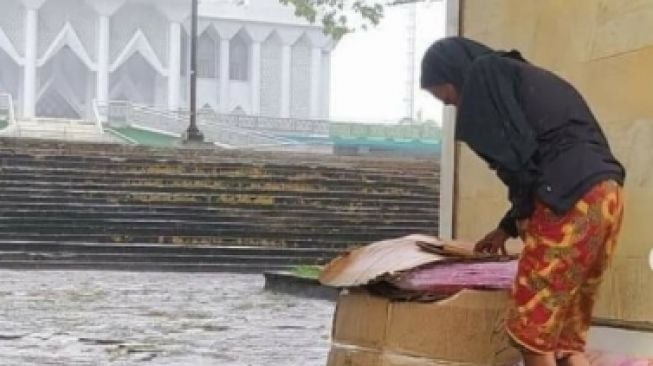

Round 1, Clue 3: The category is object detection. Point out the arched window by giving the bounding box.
[198,32,218,78]
[229,36,249,81]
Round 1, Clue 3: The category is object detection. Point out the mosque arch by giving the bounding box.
[36,45,91,119]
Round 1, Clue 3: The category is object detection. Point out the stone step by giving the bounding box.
[0,169,439,192]
[0,203,438,220]
[0,143,436,161]
[0,216,432,233]
[0,260,292,273]
[0,234,375,248]
[0,251,328,266]
[0,155,436,175]
[0,139,439,167]
[0,156,437,171]
[0,195,439,215]
[0,189,437,209]
[0,157,438,182]
[0,223,431,239]
[0,241,342,257]
[0,180,437,199]
[0,210,435,226]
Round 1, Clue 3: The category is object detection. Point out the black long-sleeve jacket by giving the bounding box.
[456,54,625,237]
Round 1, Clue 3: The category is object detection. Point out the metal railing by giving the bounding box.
[199,109,330,136]
[92,100,441,152]
[198,121,297,149]
[93,100,326,149]
[95,100,331,134]
[0,93,16,129]
[94,100,187,136]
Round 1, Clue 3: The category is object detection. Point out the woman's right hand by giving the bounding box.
[474,228,510,255]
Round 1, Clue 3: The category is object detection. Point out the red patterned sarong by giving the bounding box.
[506,180,624,354]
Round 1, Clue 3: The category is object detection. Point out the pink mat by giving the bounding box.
[391,260,518,294]
[588,351,653,366]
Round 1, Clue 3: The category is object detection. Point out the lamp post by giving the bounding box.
[186,0,205,142]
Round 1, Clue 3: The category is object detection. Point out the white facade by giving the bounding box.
[0,0,334,121]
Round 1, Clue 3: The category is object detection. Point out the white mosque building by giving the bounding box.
[0,0,334,122]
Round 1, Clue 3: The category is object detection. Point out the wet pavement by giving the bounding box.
[0,271,334,365]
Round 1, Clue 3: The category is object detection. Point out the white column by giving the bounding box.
[320,50,331,119]
[280,44,291,118]
[219,38,230,113]
[439,0,461,240]
[23,7,38,118]
[309,47,322,119]
[168,21,181,111]
[250,41,261,115]
[85,69,96,119]
[439,107,456,239]
[96,14,110,104]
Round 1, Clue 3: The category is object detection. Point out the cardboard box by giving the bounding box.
[327,345,494,366]
[327,345,381,366]
[328,289,521,366]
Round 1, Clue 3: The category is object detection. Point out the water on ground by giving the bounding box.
[0,271,334,365]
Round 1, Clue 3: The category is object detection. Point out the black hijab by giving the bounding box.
[420,37,536,173]
[420,37,493,91]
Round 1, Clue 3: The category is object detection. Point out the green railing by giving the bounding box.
[329,122,441,142]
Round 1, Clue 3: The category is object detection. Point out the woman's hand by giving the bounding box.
[474,228,510,255]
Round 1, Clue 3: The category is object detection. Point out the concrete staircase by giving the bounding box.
[0,138,440,272]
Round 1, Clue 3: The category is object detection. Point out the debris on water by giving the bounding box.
[198,324,230,332]
[116,343,163,354]
[0,334,24,341]
[274,325,306,330]
[78,337,124,346]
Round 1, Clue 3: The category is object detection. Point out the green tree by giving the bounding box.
[280,0,426,40]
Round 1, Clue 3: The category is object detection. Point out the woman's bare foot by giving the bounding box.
[557,353,590,366]
[522,350,557,366]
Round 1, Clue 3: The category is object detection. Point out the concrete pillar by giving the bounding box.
[439,0,461,240]
[22,6,39,118]
[280,44,291,118]
[96,14,110,104]
[167,21,182,111]
[158,1,189,110]
[219,38,230,113]
[275,29,301,119]
[309,46,322,119]
[245,25,271,116]
[250,41,261,115]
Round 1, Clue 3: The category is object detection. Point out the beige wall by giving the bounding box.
[458,0,653,324]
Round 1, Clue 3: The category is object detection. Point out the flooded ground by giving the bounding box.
[0,271,334,365]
